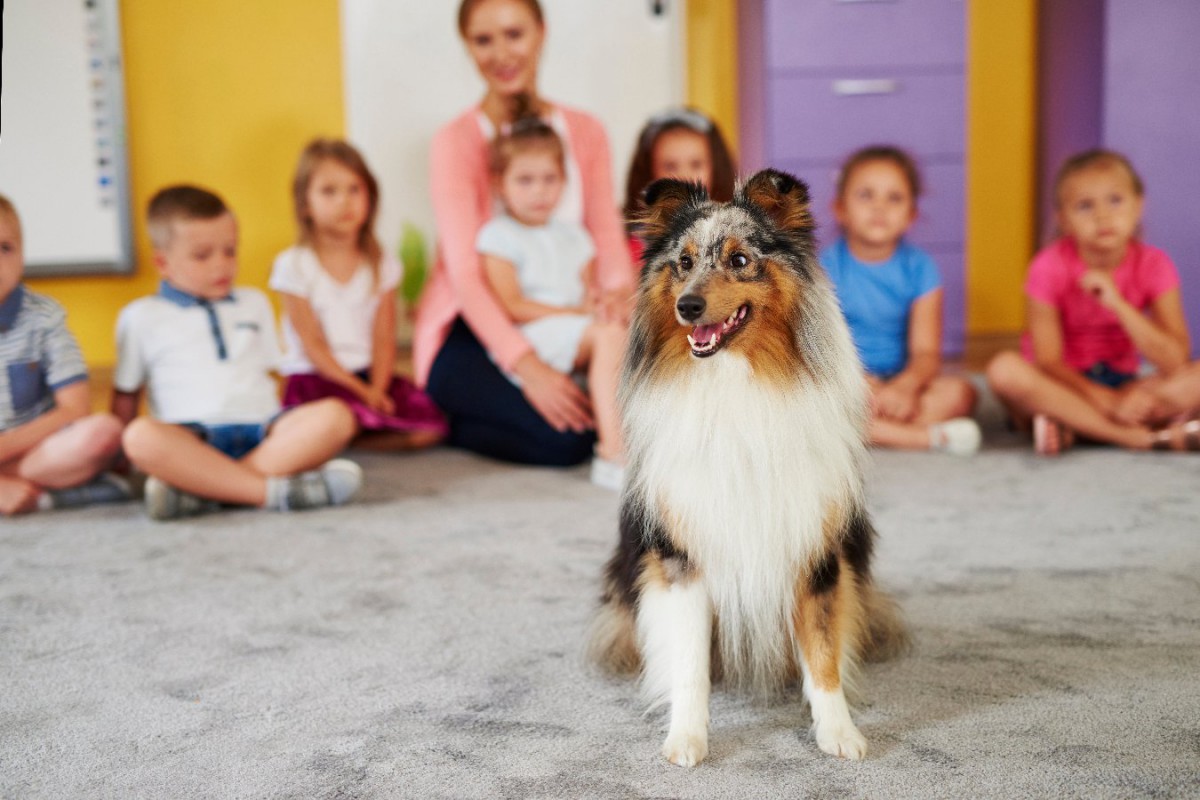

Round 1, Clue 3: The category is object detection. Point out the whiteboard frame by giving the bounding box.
[18,0,135,277]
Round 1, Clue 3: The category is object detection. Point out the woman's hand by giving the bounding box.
[591,287,635,325]
[512,352,595,433]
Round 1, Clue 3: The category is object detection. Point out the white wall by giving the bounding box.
[340,0,684,256]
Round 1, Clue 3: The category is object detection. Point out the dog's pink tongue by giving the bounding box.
[692,323,721,345]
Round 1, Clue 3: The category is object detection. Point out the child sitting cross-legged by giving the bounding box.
[113,185,363,521]
[0,194,128,515]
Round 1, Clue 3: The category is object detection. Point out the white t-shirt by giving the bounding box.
[114,286,282,424]
[268,245,403,376]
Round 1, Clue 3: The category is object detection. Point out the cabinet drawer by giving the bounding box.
[766,0,965,72]
[767,73,963,163]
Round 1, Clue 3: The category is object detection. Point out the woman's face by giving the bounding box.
[463,0,544,100]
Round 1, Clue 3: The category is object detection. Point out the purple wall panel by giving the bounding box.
[767,0,964,71]
[1104,1,1200,352]
[1037,0,1105,244]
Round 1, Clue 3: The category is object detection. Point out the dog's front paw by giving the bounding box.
[662,730,708,767]
[815,721,867,760]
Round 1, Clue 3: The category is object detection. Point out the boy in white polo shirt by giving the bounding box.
[113,185,362,521]
[0,195,128,515]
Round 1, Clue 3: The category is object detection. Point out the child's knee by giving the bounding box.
[985,351,1029,396]
[313,399,359,442]
[76,414,124,462]
[122,418,165,466]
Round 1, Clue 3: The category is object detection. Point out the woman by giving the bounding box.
[414,0,633,466]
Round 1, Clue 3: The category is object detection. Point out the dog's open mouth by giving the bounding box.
[686,305,749,357]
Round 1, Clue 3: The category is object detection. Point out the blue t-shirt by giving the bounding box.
[819,238,941,377]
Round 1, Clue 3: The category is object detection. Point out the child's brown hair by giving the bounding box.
[487,94,564,178]
[623,107,737,222]
[1053,148,1144,207]
[835,145,923,205]
[146,185,229,250]
[291,138,383,272]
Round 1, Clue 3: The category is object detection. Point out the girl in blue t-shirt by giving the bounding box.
[820,146,980,454]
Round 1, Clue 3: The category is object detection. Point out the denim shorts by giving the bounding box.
[1081,362,1137,389]
[181,421,270,460]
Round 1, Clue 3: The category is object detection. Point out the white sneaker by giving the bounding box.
[590,456,625,491]
[279,458,363,511]
[929,417,982,456]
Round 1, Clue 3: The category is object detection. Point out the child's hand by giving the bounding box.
[592,288,634,325]
[1114,384,1164,426]
[1078,270,1123,311]
[875,381,919,422]
[0,476,41,515]
[363,385,396,415]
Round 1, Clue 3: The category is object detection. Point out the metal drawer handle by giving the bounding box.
[832,79,899,96]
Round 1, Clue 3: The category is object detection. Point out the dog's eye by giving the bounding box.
[679,255,693,272]
[730,252,749,269]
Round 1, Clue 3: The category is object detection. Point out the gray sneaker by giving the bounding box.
[37,472,133,511]
[144,477,218,521]
[280,458,363,511]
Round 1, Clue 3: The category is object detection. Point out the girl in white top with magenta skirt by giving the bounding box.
[269,139,446,449]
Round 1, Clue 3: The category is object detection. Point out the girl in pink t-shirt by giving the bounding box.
[987,150,1200,454]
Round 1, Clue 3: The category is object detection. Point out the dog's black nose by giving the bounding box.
[676,294,706,321]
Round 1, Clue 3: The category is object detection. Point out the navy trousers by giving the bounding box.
[426,319,596,466]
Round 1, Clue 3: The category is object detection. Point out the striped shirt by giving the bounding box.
[0,285,88,430]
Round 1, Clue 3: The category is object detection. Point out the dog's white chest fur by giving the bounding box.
[625,353,864,686]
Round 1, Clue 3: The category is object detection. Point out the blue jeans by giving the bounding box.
[180,421,270,460]
[426,319,595,466]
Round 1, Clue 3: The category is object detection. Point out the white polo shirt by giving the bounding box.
[269,245,402,376]
[114,283,282,424]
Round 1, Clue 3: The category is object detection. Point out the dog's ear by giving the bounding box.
[637,179,708,243]
[739,169,813,235]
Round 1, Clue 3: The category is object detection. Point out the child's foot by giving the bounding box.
[590,455,625,492]
[1032,413,1074,456]
[928,418,982,456]
[1150,415,1200,451]
[144,477,219,521]
[266,458,364,511]
[36,472,134,511]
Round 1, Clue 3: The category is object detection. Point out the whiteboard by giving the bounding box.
[0,0,133,276]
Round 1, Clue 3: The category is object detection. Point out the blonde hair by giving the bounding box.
[1053,149,1145,207]
[146,185,229,250]
[291,138,382,275]
[0,195,21,241]
[487,94,564,178]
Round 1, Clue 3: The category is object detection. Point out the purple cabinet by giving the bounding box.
[745,0,968,354]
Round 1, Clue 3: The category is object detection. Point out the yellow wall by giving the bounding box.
[26,1,345,368]
[965,0,1038,333]
[685,0,740,157]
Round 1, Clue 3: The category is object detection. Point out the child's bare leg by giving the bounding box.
[868,417,932,449]
[17,413,124,489]
[580,321,627,462]
[911,376,977,425]
[123,418,268,506]
[0,474,41,515]
[1145,361,1200,418]
[241,399,357,476]
[986,351,1152,448]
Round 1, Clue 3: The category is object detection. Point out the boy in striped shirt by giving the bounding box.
[0,195,128,515]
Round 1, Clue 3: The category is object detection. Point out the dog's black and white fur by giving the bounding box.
[589,170,907,766]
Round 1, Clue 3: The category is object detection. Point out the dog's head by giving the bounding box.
[630,169,827,380]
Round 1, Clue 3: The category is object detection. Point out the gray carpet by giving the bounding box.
[3,402,1200,799]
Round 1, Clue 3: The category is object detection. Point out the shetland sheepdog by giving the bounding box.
[588,169,907,766]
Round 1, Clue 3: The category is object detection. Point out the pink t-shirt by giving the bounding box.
[1021,238,1180,374]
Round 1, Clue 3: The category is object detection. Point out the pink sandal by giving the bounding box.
[1151,416,1200,452]
[1033,414,1073,456]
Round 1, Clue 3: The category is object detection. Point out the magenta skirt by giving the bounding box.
[282,372,448,435]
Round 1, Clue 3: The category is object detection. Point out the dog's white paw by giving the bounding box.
[662,731,708,767]
[815,721,868,760]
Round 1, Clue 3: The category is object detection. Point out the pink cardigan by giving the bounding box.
[412,103,633,387]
